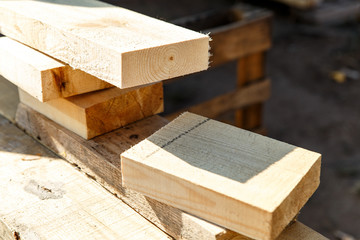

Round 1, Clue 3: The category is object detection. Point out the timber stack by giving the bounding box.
[0,1,327,240]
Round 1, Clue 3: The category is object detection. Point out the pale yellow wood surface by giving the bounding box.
[0,37,112,102]
[0,0,209,88]
[19,82,163,139]
[121,112,322,240]
[0,115,171,240]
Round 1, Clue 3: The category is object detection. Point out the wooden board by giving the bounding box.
[19,83,163,139]
[0,0,209,88]
[277,222,328,240]
[236,52,266,130]
[166,79,270,121]
[0,37,112,102]
[121,112,322,240]
[14,104,328,240]
[0,116,171,240]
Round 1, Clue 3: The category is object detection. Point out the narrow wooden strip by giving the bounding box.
[0,116,171,240]
[19,83,163,139]
[0,37,112,102]
[166,79,270,121]
[121,112,322,240]
[236,52,266,129]
[0,0,209,88]
[15,103,235,240]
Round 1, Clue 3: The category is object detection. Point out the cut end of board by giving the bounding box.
[121,36,210,88]
[121,112,321,240]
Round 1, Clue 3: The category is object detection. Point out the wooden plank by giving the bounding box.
[0,0,209,88]
[0,37,112,102]
[0,116,171,240]
[166,79,270,121]
[19,83,163,139]
[172,4,272,67]
[236,52,266,130]
[0,76,18,122]
[121,112,322,240]
[277,222,328,240]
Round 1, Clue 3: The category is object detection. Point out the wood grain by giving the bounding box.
[0,0,209,88]
[19,83,163,139]
[0,37,112,102]
[0,115,171,240]
[121,112,322,240]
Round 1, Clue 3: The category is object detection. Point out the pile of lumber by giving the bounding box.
[0,1,328,240]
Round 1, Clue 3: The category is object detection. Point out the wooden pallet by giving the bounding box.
[167,4,272,133]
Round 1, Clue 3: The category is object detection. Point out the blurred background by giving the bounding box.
[104,0,360,239]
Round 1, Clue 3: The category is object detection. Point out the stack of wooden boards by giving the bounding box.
[0,0,328,240]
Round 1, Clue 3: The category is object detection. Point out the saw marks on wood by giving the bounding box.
[19,82,164,139]
[0,0,209,88]
[121,112,321,240]
[0,37,112,102]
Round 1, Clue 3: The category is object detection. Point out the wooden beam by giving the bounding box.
[0,0,209,88]
[0,37,112,102]
[121,112,322,240]
[236,52,266,130]
[19,82,163,139]
[166,79,270,121]
[0,116,171,240]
